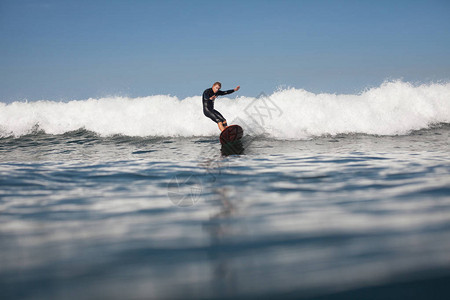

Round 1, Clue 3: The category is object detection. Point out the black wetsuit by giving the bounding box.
[202,88,235,123]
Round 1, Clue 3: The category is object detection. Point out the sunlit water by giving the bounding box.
[1,126,450,299]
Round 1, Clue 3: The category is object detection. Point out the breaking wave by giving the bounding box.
[1,80,449,139]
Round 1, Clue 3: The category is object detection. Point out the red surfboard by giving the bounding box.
[220,125,244,145]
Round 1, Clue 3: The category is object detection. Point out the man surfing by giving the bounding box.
[203,82,240,132]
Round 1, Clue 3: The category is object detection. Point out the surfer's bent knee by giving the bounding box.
[204,108,226,124]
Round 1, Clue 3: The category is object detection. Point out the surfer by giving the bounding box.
[203,82,240,132]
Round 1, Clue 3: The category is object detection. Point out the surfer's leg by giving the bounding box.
[212,110,225,122]
[203,109,221,123]
[204,109,227,132]
[211,110,227,132]
[219,120,228,131]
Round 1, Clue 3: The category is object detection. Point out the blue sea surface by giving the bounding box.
[1,126,450,299]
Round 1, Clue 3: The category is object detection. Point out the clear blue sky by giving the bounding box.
[1,0,449,102]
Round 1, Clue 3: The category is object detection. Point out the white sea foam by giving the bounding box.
[1,81,449,139]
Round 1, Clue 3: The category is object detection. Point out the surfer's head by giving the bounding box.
[212,82,221,93]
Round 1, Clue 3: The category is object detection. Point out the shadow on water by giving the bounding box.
[202,187,241,297]
[221,140,245,156]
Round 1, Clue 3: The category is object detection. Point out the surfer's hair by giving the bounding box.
[213,82,222,87]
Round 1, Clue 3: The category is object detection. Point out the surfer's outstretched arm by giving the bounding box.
[217,89,234,96]
[217,86,240,96]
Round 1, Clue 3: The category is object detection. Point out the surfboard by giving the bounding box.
[220,125,244,145]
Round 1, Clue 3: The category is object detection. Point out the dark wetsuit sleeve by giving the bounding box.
[217,89,235,96]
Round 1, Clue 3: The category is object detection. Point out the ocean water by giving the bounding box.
[1,81,450,299]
